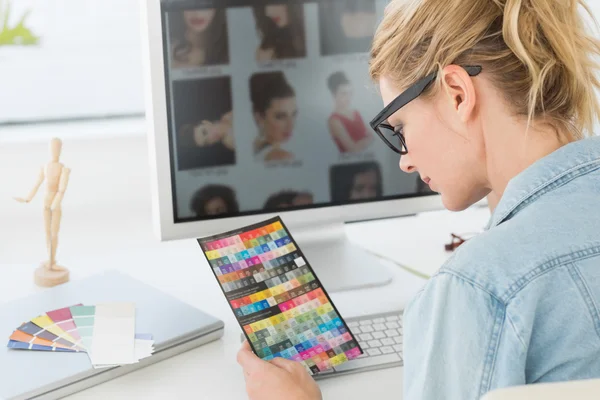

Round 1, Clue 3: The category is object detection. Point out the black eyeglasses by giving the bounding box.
[369,65,483,155]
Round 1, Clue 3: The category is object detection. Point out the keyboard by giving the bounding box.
[239,309,404,378]
[313,310,404,379]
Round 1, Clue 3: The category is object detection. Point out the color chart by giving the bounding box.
[197,217,362,375]
[7,303,155,368]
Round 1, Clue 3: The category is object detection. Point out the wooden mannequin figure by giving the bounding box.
[14,138,71,287]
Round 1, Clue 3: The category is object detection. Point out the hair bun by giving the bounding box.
[249,71,295,114]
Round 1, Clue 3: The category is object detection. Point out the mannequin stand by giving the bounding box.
[34,264,69,287]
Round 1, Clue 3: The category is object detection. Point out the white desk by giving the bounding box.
[0,136,491,399]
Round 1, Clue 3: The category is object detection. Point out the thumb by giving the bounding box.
[269,356,304,375]
[237,340,268,374]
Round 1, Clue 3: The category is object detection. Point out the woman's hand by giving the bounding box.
[192,111,235,149]
[218,111,235,150]
[256,47,275,62]
[237,340,322,400]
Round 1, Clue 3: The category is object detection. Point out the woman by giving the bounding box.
[170,8,229,68]
[330,162,382,202]
[237,0,600,399]
[327,71,373,153]
[263,190,314,210]
[177,111,235,169]
[180,111,234,149]
[190,184,238,217]
[253,4,306,61]
[250,72,298,162]
[318,0,377,56]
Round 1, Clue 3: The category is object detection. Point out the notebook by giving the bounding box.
[0,270,224,400]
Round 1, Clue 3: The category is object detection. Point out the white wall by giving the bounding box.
[0,0,143,123]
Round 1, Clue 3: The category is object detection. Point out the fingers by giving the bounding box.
[237,340,266,375]
[240,339,251,352]
[269,357,305,375]
[222,111,233,122]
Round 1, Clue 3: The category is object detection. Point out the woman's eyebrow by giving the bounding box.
[387,115,400,126]
[388,108,406,126]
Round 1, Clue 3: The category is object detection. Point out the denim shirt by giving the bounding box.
[403,136,600,400]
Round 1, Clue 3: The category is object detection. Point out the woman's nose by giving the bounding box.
[399,154,416,173]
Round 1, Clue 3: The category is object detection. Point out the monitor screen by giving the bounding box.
[159,0,434,223]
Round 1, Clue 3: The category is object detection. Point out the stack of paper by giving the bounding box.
[7,302,154,368]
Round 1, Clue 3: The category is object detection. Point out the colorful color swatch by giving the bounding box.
[9,330,77,352]
[16,321,78,349]
[46,305,83,343]
[7,303,155,368]
[7,340,75,352]
[70,305,96,351]
[198,217,363,375]
[30,314,79,346]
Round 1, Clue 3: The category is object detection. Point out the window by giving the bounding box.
[0,0,144,124]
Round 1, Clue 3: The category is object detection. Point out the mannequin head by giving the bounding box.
[50,138,62,162]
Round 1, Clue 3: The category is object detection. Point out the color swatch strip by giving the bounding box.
[198,217,362,375]
[7,303,155,368]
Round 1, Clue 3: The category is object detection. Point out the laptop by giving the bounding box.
[0,270,224,400]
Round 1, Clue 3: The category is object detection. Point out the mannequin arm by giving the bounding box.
[14,167,45,203]
[51,168,70,210]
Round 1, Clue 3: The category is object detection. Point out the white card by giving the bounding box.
[93,338,155,369]
[89,303,136,366]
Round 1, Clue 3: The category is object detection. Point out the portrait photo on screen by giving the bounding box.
[250,71,299,163]
[318,0,377,56]
[189,184,240,217]
[252,4,307,62]
[330,161,383,202]
[168,8,230,68]
[173,77,236,170]
[263,190,314,211]
[327,71,374,153]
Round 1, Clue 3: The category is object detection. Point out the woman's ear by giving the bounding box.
[441,65,477,124]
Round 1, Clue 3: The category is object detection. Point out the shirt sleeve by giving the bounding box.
[402,271,524,400]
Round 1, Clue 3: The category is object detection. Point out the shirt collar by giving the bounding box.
[487,136,600,229]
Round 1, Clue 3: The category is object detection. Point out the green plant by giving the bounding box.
[0,0,39,46]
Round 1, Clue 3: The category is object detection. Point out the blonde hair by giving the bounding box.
[370,0,600,140]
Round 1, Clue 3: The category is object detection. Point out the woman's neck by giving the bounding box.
[484,117,570,200]
[334,105,352,116]
[260,131,281,150]
[185,30,206,48]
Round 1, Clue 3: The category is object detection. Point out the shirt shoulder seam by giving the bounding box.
[493,159,600,227]
[437,269,505,306]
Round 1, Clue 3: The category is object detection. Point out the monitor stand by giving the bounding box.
[291,222,393,293]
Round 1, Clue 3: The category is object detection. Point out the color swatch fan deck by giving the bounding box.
[6,302,154,368]
[198,217,363,375]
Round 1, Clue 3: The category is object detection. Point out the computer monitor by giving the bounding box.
[141,0,444,292]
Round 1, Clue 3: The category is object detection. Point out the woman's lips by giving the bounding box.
[190,17,206,26]
[422,177,431,185]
